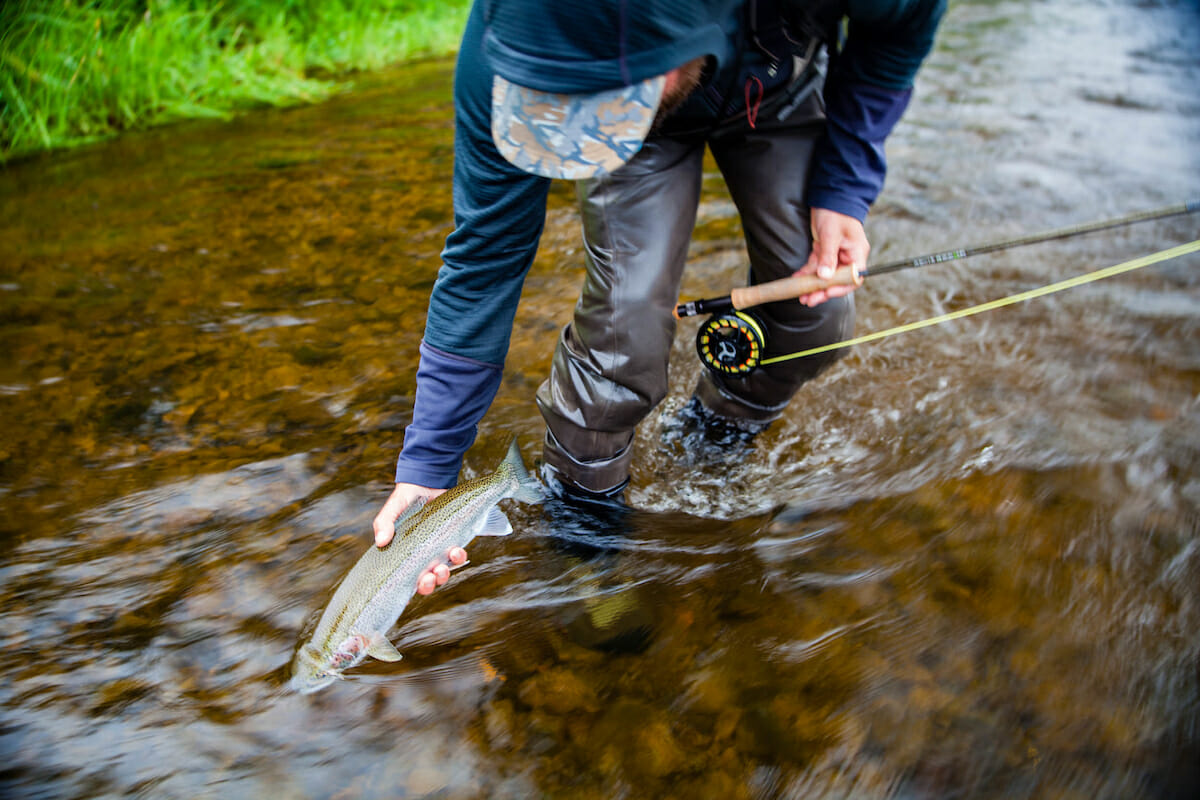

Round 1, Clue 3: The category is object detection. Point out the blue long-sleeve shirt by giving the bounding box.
[395,0,945,486]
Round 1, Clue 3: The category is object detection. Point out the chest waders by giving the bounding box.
[537,5,854,494]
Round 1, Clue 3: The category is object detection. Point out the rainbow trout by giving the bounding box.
[291,439,542,693]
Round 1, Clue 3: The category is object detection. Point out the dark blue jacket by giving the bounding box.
[397,0,946,487]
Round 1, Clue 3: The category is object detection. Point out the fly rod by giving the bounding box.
[673,199,1200,319]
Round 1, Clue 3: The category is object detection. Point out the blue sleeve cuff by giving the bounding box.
[807,76,913,221]
[393,341,503,488]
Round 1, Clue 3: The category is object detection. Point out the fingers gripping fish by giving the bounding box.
[291,440,542,693]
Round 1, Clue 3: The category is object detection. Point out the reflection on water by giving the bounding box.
[2,1,1200,797]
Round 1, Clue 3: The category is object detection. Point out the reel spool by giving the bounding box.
[695,311,767,375]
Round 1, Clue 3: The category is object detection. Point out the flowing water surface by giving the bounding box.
[2,1,1200,797]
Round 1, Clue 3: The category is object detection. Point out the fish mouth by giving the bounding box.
[289,669,339,694]
[290,644,340,694]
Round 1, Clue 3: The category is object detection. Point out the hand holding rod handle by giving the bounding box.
[729,264,863,309]
[674,264,863,318]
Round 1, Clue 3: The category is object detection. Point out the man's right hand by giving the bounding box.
[798,207,869,306]
[372,482,446,547]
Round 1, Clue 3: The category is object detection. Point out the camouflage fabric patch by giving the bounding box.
[491,74,666,181]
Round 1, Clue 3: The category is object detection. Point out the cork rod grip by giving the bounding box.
[729,264,863,310]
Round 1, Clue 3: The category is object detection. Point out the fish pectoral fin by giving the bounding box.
[365,635,403,662]
[478,506,513,537]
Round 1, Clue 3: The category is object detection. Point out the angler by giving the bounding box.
[374,0,948,533]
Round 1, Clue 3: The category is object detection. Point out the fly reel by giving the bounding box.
[682,264,863,376]
[695,311,767,375]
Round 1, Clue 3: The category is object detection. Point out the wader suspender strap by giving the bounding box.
[745,0,847,123]
[673,0,844,139]
[748,0,846,60]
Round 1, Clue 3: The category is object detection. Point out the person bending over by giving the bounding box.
[375,0,947,592]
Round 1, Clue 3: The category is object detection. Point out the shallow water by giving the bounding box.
[2,1,1200,797]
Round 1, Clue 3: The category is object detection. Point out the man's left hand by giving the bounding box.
[797,207,870,306]
[373,482,465,595]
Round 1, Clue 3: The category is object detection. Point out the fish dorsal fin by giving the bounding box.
[392,495,429,539]
[479,506,513,537]
[502,439,544,504]
[365,634,403,663]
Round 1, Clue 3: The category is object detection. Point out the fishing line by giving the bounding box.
[759,239,1200,366]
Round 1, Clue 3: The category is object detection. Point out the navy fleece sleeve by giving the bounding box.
[808,0,945,219]
[807,76,912,220]
[394,2,550,487]
[395,343,503,487]
[841,0,947,91]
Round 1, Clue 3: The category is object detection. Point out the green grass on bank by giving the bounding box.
[0,0,471,162]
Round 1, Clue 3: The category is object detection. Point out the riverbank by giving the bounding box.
[0,0,470,162]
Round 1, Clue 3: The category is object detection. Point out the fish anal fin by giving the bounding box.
[479,506,513,537]
[365,634,403,662]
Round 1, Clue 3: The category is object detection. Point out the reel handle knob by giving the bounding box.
[730,264,862,309]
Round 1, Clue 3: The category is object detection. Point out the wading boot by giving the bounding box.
[661,396,771,464]
[539,463,631,555]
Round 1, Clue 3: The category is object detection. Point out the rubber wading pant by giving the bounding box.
[535,86,855,493]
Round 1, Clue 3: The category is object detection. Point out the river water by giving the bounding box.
[2,1,1199,797]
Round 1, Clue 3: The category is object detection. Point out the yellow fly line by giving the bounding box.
[760,239,1200,367]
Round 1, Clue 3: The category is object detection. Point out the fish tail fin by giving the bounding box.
[503,438,544,504]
